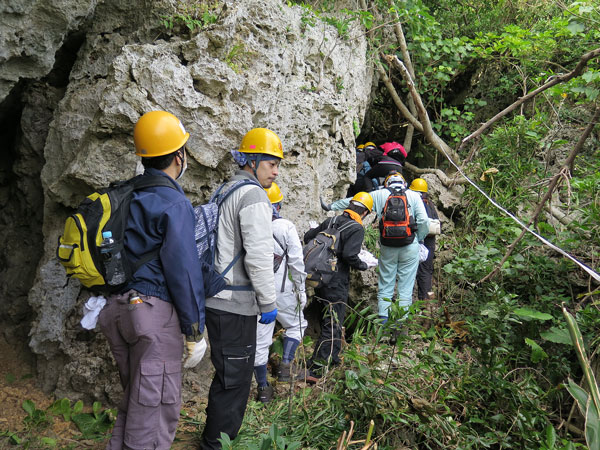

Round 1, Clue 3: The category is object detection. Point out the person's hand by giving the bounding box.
[320,197,331,211]
[183,336,207,369]
[299,291,307,310]
[259,309,278,324]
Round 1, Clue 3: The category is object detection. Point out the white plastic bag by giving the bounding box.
[419,244,429,263]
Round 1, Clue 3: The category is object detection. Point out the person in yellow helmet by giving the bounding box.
[324,172,430,343]
[99,110,206,449]
[300,191,373,382]
[253,182,308,403]
[409,178,441,327]
[347,143,375,197]
[201,128,282,449]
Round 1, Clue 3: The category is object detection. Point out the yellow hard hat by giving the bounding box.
[364,141,376,149]
[265,182,283,203]
[134,111,190,157]
[351,191,373,212]
[238,128,284,159]
[409,178,428,193]
[356,144,365,150]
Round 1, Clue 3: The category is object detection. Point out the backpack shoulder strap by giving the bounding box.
[273,234,286,254]
[273,233,289,293]
[337,217,361,233]
[212,178,261,206]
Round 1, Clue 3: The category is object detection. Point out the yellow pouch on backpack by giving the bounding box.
[56,211,106,288]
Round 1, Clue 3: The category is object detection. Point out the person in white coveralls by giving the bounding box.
[254,182,308,403]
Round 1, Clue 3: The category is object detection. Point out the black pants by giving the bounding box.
[200,308,256,450]
[309,294,347,371]
[416,237,435,300]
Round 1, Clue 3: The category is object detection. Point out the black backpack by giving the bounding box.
[303,216,359,289]
[378,186,417,247]
[57,175,176,293]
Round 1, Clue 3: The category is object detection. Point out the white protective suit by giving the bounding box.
[255,218,307,367]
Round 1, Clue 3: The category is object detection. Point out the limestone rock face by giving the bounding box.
[7,0,374,402]
[0,0,97,101]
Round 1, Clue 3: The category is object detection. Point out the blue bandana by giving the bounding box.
[272,203,282,220]
[231,150,280,168]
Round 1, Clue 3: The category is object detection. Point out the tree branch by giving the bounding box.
[459,47,600,153]
[479,107,600,284]
[385,54,462,164]
[404,162,467,186]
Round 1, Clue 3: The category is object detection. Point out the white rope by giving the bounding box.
[440,149,600,284]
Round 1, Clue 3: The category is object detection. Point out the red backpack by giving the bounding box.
[378,186,417,247]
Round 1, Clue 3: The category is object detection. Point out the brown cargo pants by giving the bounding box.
[98,290,183,450]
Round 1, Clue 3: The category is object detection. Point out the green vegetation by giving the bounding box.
[161,1,221,33]
[0,398,115,448]
[10,0,600,448]
[207,0,599,448]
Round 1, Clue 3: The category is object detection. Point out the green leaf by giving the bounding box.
[525,338,548,362]
[22,399,35,416]
[73,400,84,413]
[540,326,572,344]
[584,398,600,450]
[566,20,585,35]
[566,379,589,415]
[513,308,553,321]
[41,437,57,446]
[544,424,556,449]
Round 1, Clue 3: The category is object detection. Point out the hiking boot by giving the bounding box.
[256,385,274,404]
[278,362,292,382]
[295,368,319,384]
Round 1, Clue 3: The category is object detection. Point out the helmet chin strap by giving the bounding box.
[250,154,263,180]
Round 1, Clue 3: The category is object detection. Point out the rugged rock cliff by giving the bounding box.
[1,0,374,402]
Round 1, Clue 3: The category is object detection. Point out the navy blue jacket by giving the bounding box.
[123,168,205,336]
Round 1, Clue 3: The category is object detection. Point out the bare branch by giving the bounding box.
[385,54,462,164]
[459,47,600,152]
[404,162,467,186]
[388,0,418,153]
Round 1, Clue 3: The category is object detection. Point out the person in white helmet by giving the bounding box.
[253,182,308,403]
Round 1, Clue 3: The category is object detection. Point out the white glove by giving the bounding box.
[80,296,107,330]
[183,337,208,369]
[309,220,319,229]
[358,249,378,268]
[299,291,307,310]
[419,243,429,262]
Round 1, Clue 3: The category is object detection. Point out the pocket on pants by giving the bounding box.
[162,361,181,405]
[138,361,164,407]
[222,345,254,389]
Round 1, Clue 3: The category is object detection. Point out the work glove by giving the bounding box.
[320,197,331,212]
[183,336,207,369]
[299,291,307,310]
[259,308,278,324]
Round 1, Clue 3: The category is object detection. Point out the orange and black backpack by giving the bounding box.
[378,186,417,247]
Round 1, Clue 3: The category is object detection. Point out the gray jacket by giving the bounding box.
[205,170,276,316]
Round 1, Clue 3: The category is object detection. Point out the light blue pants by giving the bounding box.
[377,241,420,318]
